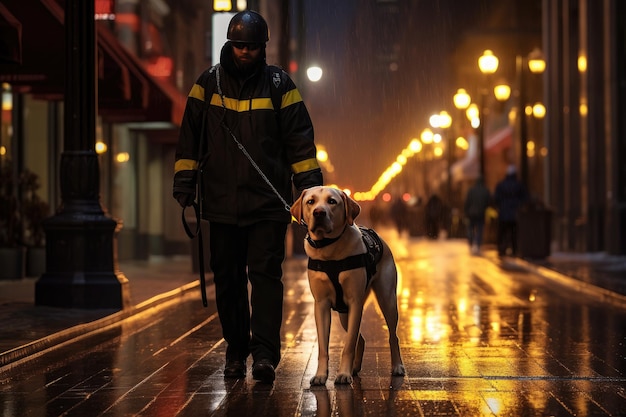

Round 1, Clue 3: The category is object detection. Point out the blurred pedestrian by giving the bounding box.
[494,165,528,257]
[464,176,491,255]
[173,10,323,383]
[425,194,444,239]
[390,197,408,238]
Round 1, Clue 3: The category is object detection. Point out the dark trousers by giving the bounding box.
[467,217,485,247]
[497,220,518,256]
[209,221,287,367]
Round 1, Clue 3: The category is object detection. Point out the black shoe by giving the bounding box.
[224,360,246,378]
[252,359,275,383]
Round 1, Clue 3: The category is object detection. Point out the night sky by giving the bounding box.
[298,0,495,193]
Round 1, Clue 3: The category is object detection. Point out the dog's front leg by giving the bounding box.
[311,299,332,386]
[335,302,364,385]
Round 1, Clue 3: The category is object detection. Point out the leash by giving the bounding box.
[182,202,208,307]
[215,65,293,214]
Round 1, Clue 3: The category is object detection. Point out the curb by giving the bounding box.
[506,257,626,309]
[0,281,200,372]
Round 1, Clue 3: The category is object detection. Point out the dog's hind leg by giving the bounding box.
[372,272,406,376]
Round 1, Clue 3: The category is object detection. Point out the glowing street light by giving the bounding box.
[476,49,500,177]
[306,66,323,82]
[453,88,471,110]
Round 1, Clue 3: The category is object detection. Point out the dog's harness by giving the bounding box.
[307,227,384,313]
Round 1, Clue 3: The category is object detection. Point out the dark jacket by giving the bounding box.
[494,173,527,222]
[464,178,491,220]
[173,43,323,225]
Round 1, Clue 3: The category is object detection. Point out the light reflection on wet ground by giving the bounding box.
[0,231,624,416]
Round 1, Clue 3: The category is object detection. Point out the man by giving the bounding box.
[173,10,323,383]
[494,165,527,257]
[464,176,491,255]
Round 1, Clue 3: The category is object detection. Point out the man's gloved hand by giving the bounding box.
[173,169,198,208]
[174,192,195,208]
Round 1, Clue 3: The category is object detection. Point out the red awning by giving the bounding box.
[0,0,185,128]
[451,126,515,183]
[485,125,513,154]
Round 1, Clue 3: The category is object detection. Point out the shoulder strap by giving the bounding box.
[267,65,283,113]
[205,64,219,108]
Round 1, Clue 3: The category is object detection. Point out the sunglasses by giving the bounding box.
[232,42,263,51]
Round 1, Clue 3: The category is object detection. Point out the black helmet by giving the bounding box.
[227,10,269,44]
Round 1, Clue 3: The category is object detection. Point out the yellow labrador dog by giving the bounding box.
[291,186,405,385]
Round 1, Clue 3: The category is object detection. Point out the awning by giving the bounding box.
[0,3,22,64]
[0,0,185,128]
[0,0,64,98]
[485,125,513,155]
[451,126,514,183]
[451,133,480,183]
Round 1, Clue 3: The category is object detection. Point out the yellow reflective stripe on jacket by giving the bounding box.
[291,158,320,174]
[209,94,274,112]
[189,84,204,101]
[206,89,303,112]
[175,159,198,173]
[281,89,303,109]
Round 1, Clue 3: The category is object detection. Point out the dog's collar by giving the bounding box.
[305,226,347,249]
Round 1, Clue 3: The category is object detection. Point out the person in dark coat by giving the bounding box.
[172,11,323,383]
[494,165,528,256]
[425,194,444,239]
[464,176,491,254]
[390,197,408,237]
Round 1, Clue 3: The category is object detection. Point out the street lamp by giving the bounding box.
[453,88,471,111]
[430,111,454,205]
[306,66,323,82]
[477,49,499,178]
[517,48,546,188]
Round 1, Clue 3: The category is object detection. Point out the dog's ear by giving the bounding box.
[290,191,304,223]
[342,191,361,225]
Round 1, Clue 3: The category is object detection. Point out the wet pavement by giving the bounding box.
[1,229,625,416]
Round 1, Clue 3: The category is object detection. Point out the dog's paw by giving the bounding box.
[334,373,353,385]
[392,364,406,376]
[310,374,328,386]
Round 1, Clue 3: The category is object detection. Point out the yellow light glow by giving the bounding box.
[438,111,452,128]
[466,103,479,120]
[0,146,6,156]
[532,103,546,118]
[478,49,499,74]
[95,141,108,154]
[453,88,471,110]
[116,152,130,163]
[578,54,587,72]
[317,149,328,162]
[420,128,433,144]
[525,105,533,116]
[2,91,12,111]
[456,136,469,150]
[409,138,422,153]
[493,83,511,101]
[213,0,232,11]
[527,48,546,73]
